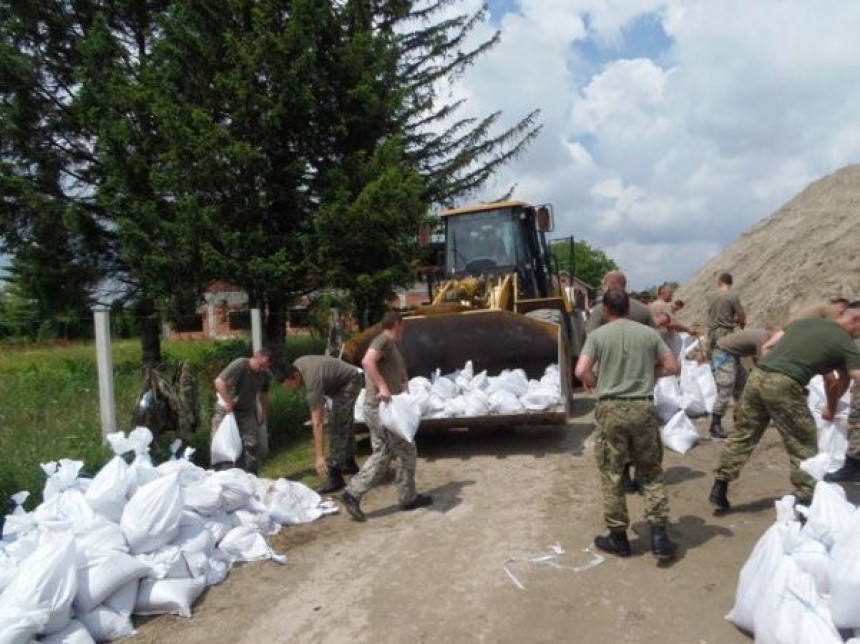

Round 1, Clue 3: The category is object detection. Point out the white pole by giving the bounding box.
[251,308,263,353]
[93,306,116,440]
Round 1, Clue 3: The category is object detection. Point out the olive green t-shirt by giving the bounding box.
[759,318,860,386]
[294,355,361,410]
[716,328,770,357]
[706,290,744,333]
[586,299,655,334]
[364,331,407,404]
[218,358,271,414]
[581,319,669,398]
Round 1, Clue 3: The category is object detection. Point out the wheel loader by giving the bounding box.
[342,200,584,429]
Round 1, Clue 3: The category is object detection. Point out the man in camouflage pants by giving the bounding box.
[711,304,860,509]
[576,289,681,560]
[824,381,860,482]
[339,311,432,521]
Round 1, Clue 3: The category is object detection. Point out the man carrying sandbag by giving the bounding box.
[211,349,273,474]
[709,326,781,440]
[575,289,681,560]
[339,311,432,521]
[710,302,860,509]
[280,356,363,494]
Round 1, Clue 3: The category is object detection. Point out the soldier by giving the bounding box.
[211,349,273,474]
[710,303,860,510]
[824,380,860,481]
[339,311,432,521]
[586,270,655,333]
[575,289,681,560]
[709,327,781,440]
[705,272,745,360]
[280,355,364,494]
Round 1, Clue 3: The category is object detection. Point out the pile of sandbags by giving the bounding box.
[0,427,336,643]
[727,482,860,643]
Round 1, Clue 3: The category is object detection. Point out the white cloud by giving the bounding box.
[442,0,860,287]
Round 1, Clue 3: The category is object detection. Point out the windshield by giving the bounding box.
[445,208,524,276]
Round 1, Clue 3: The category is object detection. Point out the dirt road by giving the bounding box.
[136,395,849,644]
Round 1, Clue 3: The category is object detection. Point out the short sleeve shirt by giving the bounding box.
[707,290,744,333]
[716,328,770,357]
[294,355,361,409]
[581,319,669,398]
[364,332,407,403]
[759,318,860,386]
[586,299,656,334]
[218,358,271,413]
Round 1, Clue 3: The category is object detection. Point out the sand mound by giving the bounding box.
[675,164,860,329]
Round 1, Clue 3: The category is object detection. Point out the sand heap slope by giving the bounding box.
[675,164,860,329]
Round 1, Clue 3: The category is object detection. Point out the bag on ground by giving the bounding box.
[661,410,700,454]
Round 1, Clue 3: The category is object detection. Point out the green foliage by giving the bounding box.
[551,239,619,288]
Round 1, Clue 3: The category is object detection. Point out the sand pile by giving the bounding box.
[675,164,860,329]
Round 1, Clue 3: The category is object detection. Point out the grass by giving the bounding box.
[0,335,327,520]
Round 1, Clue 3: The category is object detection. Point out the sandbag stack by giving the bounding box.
[0,428,337,643]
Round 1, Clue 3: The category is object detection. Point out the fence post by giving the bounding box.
[93,306,117,441]
[251,308,263,353]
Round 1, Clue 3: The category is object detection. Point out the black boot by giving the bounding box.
[824,455,860,483]
[339,489,365,521]
[709,414,728,440]
[316,463,346,494]
[341,458,360,476]
[709,479,730,510]
[594,530,632,557]
[650,525,677,560]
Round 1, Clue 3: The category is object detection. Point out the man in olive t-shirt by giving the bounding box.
[705,272,745,360]
[281,355,364,493]
[576,289,681,560]
[710,305,860,510]
[586,269,655,334]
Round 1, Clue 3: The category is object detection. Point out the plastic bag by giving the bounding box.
[210,412,242,465]
[660,410,700,454]
[120,473,184,555]
[828,509,860,628]
[379,394,422,443]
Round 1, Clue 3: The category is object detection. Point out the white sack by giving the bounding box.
[120,473,184,555]
[76,606,135,642]
[84,434,133,523]
[354,388,366,423]
[379,394,421,443]
[488,390,525,415]
[210,413,242,465]
[799,481,855,550]
[39,619,96,644]
[462,390,491,416]
[519,386,558,411]
[487,369,529,397]
[0,605,48,644]
[661,410,700,454]
[828,509,860,628]
[217,526,286,564]
[125,427,159,497]
[183,477,224,516]
[679,360,717,416]
[134,576,206,618]
[103,579,139,616]
[653,376,684,423]
[209,470,255,512]
[73,552,149,614]
[430,376,459,400]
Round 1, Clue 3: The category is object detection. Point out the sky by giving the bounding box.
[438,0,860,289]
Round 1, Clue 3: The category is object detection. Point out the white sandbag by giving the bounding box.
[125,427,159,497]
[828,509,860,628]
[653,376,684,422]
[726,496,799,633]
[791,535,831,596]
[679,360,716,416]
[210,412,242,465]
[183,477,224,516]
[799,481,856,550]
[487,369,529,397]
[84,435,133,523]
[73,552,149,614]
[217,526,286,564]
[660,410,700,454]
[76,605,135,642]
[800,419,848,479]
[488,390,525,415]
[0,605,48,644]
[1,532,77,636]
[39,619,96,644]
[41,460,88,502]
[120,473,184,555]
[103,579,139,616]
[463,389,491,416]
[134,576,206,618]
[205,557,230,586]
[135,545,188,580]
[442,395,468,418]
[354,388,366,423]
[34,462,97,534]
[209,469,255,512]
[410,386,432,417]
[519,385,558,411]
[174,512,216,556]
[754,557,842,644]
[408,376,432,393]
[379,394,422,443]
[430,376,459,400]
[74,519,128,566]
[267,479,336,525]
[202,511,232,545]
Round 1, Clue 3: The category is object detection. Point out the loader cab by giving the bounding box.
[441,201,554,298]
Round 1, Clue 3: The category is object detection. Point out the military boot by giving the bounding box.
[709,478,730,510]
[593,530,632,557]
[709,414,728,440]
[824,455,860,483]
[316,462,346,494]
[650,525,677,560]
[341,458,360,476]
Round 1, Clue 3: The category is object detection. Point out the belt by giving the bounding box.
[598,395,653,401]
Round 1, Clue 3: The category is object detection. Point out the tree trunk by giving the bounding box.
[138,297,162,366]
[263,293,286,349]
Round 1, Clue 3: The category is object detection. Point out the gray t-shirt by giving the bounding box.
[716,328,770,357]
[707,290,744,333]
[581,319,669,398]
[364,332,407,404]
[217,358,271,414]
[294,355,361,409]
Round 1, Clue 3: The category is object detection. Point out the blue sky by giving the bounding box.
[448,0,860,288]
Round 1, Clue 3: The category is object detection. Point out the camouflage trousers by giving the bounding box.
[346,402,417,506]
[594,399,670,531]
[715,368,816,500]
[211,407,261,474]
[326,372,362,467]
[848,387,860,459]
[706,327,733,361]
[711,348,748,416]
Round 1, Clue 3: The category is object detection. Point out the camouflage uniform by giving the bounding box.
[346,403,416,505]
[594,399,670,530]
[715,368,817,500]
[711,349,747,416]
[706,327,733,361]
[327,373,363,465]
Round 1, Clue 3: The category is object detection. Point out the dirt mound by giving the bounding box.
[675,164,860,329]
